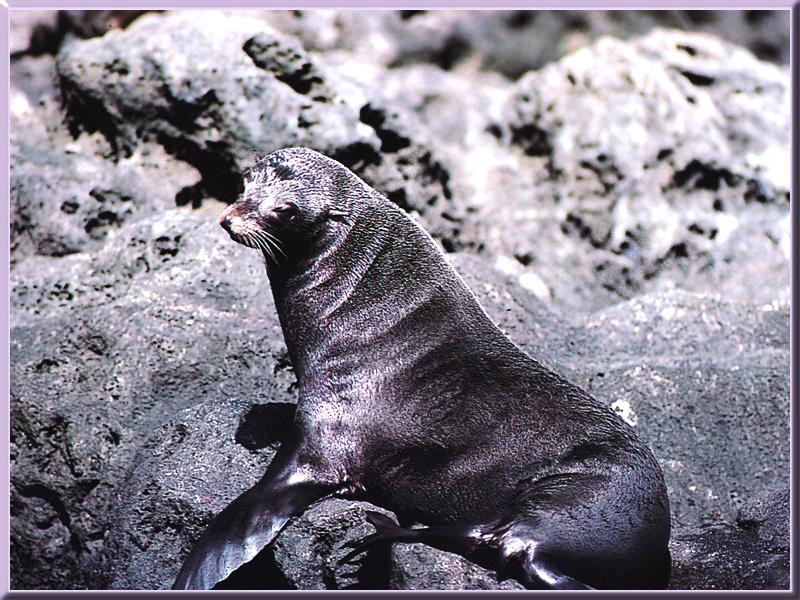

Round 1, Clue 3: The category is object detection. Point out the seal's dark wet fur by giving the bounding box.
[173,147,671,590]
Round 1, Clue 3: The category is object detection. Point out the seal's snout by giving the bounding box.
[219,213,233,233]
[219,205,240,235]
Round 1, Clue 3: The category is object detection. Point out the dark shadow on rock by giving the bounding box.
[235,402,297,451]
[335,544,393,590]
[214,545,295,590]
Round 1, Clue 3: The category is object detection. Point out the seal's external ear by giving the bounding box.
[327,209,349,223]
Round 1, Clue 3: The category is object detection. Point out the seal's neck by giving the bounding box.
[268,204,498,393]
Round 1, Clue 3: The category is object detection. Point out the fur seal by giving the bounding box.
[172,147,671,590]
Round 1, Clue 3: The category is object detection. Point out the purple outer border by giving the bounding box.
[2,5,9,600]
[2,0,797,7]
[1,2,797,599]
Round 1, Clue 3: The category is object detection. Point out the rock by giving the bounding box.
[390,544,523,590]
[474,28,789,313]
[736,484,789,552]
[418,11,791,76]
[10,55,200,264]
[670,486,789,589]
[256,11,790,79]
[581,291,789,362]
[10,10,151,57]
[10,11,60,56]
[10,210,293,589]
[11,129,199,262]
[573,292,789,526]
[100,396,275,590]
[348,99,469,252]
[11,242,789,589]
[54,11,369,200]
[243,31,332,100]
[52,11,465,249]
[56,11,153,40]
[268,500,396,590]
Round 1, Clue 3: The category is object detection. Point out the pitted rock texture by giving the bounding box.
[10,54,201,265]
[670,485,789,590]
[11,211,294,589]
[99,396,277,590]
[475,29,790,312]
[54,12,365,196]
[253,10,790,78]
[574,293,789,526]
[52,10,467,250]
[10,9,789,591]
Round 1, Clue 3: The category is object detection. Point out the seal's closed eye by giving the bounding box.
[269,202,297,224]
[327,209,349,222]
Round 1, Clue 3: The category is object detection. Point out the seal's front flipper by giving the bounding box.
[173,480,330,589]
[172,435,338,590]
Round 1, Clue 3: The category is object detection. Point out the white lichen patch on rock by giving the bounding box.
[611,399,638,427]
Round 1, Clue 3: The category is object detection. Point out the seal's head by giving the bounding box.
[219,147,355,261]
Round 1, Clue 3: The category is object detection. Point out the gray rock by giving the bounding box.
[670,486,789,589]
[11,130,198,262]
[573,292,789,526]
[348,100,470,252]
[584,352,788,527]
[100,396,275,590]
[11,242,789,589]
[10,10,151,57]
[56,11,153,41]
[52,11,465,250]
[269,500,396,590]
[256,11,790,79]
[10,210,293,590]
[475,28,789,313]
[412,11,791,76]
[10,11,59,55]
[736,484,789,552]
[10,55,200,264]
[55,11,368,200]
[390,544,523,590]
[581,291,789,362]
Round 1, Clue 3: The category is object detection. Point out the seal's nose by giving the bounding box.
[219,205,238,233]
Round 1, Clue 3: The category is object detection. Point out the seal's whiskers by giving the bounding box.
[260,230,288,261]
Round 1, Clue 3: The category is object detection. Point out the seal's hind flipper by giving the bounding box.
[364,510,403,532]
[339,515,488,567]
[339,512,418,565]
[522,557,594,590]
